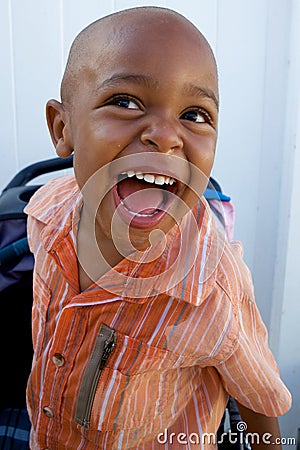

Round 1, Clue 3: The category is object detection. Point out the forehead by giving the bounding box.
[80,13,218,94]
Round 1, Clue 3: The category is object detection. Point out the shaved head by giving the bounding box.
[60,6,217,108]
[47,5,220,254]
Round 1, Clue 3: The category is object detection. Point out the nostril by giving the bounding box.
[144,138,157,148]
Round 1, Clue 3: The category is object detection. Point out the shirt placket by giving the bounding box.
[37,302,88,447]
[36,231,82,445]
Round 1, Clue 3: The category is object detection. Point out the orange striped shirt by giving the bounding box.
[25,175,291,449]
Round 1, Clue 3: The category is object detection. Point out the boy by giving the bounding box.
[25,6,291,449]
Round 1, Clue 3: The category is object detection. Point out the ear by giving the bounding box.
[46,99,73,158]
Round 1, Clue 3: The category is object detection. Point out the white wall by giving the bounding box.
[1,0,299,443]
[271,0,300,441]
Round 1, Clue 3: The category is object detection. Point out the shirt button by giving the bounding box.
[43,406,54,418]
[52,353,65,367]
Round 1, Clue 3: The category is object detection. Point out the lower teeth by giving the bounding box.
[120,199,159,217]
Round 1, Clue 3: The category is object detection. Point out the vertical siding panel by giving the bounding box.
[0,0,18,188]
[275,3,300,439]
[9,1,63,171]
[252,0,290,327]
[213,0,291,329]
[213,0,268,270]
[165,0,218,52]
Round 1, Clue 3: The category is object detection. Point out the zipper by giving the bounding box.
[75,324,117,429]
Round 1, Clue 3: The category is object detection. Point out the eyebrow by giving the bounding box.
[182,83,219,111]
[98,73,219,110]
[99,73,159,90]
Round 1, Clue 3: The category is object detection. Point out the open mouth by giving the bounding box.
[113,169,179,229]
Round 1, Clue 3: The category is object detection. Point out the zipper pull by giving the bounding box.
[99,331,117,370]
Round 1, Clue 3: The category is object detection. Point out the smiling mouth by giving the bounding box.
[113,169,179,228]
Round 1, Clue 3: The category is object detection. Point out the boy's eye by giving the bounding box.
[181,109,211,124]
[111,96,140,110]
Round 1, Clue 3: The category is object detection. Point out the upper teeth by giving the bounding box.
[122,170,176,185]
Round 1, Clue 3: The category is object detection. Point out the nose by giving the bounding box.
[140,115,183,153]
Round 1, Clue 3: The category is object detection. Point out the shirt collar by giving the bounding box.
[25,174,82,252]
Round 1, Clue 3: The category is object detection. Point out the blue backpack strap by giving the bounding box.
[204,188,231,202]
[204,177,231,202]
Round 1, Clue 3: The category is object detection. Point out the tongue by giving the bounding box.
[118,178,164,214]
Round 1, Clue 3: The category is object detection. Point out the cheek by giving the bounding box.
[92,121,126,149]
[88,112,135,152]
[73,153,112,204]
[183,138,216,206]
[73,117,130,162]
[188,137,216,179]
[73,134,127,190]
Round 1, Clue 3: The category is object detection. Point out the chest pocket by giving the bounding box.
[75,327,190,433]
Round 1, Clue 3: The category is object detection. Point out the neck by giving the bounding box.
[77,203,125,290]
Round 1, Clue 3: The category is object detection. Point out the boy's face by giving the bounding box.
[56,12,219,255]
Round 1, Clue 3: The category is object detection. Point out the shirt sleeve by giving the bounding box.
[216,293,292,417]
